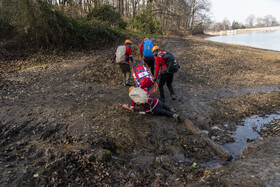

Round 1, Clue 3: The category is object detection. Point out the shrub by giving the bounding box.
[87,5,127,29]
[0,0,123,49]
[131,13,162,34]
[0,18,14,38]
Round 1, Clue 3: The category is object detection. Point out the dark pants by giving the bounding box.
[144,59,155,76]
[119,63,131,83]
[152,100,173,117]
[159,72,174,99]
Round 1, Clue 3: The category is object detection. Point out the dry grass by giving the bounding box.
[180,37,280,86]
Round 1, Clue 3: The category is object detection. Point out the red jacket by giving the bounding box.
[140,43,155,61]
[154,51,168,79]
[130,88,159,112]
[124,44,133,64]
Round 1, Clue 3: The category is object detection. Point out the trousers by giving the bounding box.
[119,63,131,83]
[158,72,174,99]
[152,100,173,117]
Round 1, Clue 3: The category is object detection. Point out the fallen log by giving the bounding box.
[184,119,232,161]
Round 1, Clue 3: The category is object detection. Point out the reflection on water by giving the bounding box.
[222,112,280,159]
[205,30,280,52]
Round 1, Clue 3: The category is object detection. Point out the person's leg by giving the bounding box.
[119,63,126,85]
[124,63,132,85]
[166,73,175,99]
[161,102,171,112]
[147,59,155,76]
[152,101,173,117]
[151,100,162,115]
[159,73,167,101]
[144,59,155,76]
[152,101,181,122]
[150,59,155,76]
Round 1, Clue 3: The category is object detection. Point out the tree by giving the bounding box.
[2,0,212,34]
[221,18,230,30]
[256,17,265,27]
[263,15,278,27]
[245,14,255,28]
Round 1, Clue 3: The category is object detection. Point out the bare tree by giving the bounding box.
[39,0,212,33]
[221,18,230,30]
[245,14,255,28]
[263,15,278,27]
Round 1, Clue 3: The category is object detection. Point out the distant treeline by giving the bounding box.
[210,14,279,31]
[38,0,212,34]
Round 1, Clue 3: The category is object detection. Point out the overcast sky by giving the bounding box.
[210,0,280,23]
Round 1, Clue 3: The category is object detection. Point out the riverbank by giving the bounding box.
[1,36,280,186]
[206,26,280,36]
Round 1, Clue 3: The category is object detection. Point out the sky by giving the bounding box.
[210,0,280,23]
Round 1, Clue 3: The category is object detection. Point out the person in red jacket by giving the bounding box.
[153,46,177,102]
[139,38,155,76]
[112,39,134,86]
[122,86,181,122]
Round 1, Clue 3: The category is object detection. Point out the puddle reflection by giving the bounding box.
[222,112,280,159]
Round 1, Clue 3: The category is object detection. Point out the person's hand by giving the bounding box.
[122,104,129,109]
[122,104,134,111]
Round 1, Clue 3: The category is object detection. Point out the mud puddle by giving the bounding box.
[222,111,280,159]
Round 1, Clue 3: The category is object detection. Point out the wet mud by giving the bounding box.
[1,37,280,186]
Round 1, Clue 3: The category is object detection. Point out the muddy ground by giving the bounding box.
[0,36,280,186]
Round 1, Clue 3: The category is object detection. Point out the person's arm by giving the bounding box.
[140,43,144,58]
[177,59,180,68]
[112,53,116,63]
[122,100,135,111]
[122,104,134,111]
[127,47,133,63]
[154,57,160,80]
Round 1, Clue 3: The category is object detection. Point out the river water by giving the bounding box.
[205,29,280,52]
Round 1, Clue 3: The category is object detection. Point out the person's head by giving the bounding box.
[144,37,149,41]
[129,86,135,92]
[152,46,160,56]
[125,39,132,46]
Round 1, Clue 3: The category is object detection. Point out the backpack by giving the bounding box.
[115,45,127,63]
[163,52,179,74]
[133,62,154,91]
[143,40,154,58]
[129,87,149,104]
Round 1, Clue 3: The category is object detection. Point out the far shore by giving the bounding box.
[205,26,280,36]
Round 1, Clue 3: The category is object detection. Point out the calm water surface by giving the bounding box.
[206,30,280,52]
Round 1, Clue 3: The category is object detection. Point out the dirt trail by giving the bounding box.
[0,51,215,186]
[1,37,280,186]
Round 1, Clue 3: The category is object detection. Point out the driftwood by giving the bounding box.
[184,119,232,161]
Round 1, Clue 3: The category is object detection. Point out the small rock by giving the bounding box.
[33,174,39,178]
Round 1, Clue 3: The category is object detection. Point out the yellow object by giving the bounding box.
[144,38,149,41]
[191,162,197,167]
[125,39,132,44]
[129,86,135,92]
[152,46,159,52]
